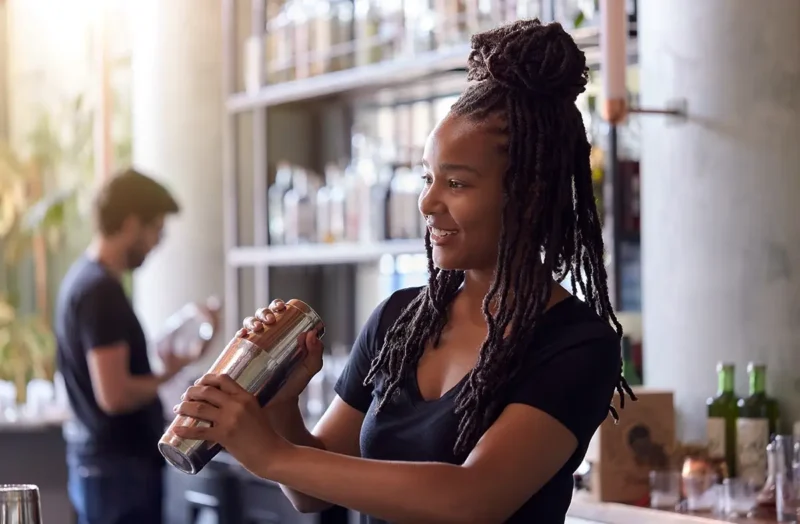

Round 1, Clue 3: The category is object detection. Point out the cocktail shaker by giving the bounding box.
[159,299,324,475]
[0,485,42,524]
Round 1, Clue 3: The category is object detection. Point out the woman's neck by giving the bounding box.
[460,269,570,314]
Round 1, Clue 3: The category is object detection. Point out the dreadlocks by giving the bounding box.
[364,19,636,457]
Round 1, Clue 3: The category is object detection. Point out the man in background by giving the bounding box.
[55,169,203,524]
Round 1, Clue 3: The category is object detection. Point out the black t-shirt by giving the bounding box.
[334,286,621,524]
[55,255,164,464]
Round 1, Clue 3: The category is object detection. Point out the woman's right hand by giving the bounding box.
[238,299,324,406]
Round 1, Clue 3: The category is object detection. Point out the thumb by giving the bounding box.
[305,330,324,356]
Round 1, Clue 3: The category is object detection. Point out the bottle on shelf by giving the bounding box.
[283,167,318,244]
[268,162,294,245]
[706,362,739,477]
[620,336,641,386]
[331,0,355,72]
[354,0,383,67]
[736,362,780,487]
[316,163,347,243]
[388,166,421,240]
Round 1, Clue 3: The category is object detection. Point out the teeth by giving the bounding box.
[431,227,457,237]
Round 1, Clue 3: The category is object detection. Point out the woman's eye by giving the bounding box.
[421,173,433,185]
[448,179,465,189]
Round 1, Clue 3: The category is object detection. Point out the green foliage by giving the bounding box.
[0,85,131,398]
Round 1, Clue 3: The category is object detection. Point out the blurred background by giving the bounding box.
[0,0,798,523]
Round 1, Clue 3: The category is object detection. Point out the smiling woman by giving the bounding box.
[175,18,635,524]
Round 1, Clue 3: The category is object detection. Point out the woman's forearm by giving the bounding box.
[262,445,495,524]
[264,401,333,513]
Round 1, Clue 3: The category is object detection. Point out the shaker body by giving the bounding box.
[158,299,324,475]
[0,484,42,524]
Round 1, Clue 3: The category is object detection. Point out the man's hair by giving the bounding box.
[93,168,180,236]
[363,19,635,457]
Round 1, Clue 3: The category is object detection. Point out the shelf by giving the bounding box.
[227,239,426,267]
[227,44,472,112]
[226,28,635,113]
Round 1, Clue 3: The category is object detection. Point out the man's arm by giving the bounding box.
[87,344,179,415]
[78,280,184,415]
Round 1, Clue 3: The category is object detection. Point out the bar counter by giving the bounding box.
[0,413,73,524]
[567,491,781,524]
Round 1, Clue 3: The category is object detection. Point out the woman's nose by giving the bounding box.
[418,182,446,217]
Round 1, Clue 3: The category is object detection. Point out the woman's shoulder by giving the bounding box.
[368,286,426,333]
[520,297,622,372]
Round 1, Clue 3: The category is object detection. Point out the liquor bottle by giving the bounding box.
[268,163,294,245]
[706,362,738,477]
[736,362,780,486]
[621,336,642,386]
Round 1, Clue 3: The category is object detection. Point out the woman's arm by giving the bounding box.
[265,396,364,513]
[263,403,578,524]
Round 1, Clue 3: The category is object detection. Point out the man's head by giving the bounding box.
[93,168,180,269]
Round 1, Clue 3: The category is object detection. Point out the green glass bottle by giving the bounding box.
[706,362,738,477]
[736,362,780,486]
[621,336,642,386]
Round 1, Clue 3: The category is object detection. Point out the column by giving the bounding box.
[129,0,225,367]
[639,0,800,440]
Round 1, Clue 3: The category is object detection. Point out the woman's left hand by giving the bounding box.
[172,374,290,477]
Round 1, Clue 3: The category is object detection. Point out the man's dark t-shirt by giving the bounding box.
[334,287,621,524]
[55,255,164,464]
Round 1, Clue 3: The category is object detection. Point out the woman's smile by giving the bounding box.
[428,225,459,246]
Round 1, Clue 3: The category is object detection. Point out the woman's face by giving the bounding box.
[419,112,507,272]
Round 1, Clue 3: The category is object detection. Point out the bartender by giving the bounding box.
[54,169,211,524]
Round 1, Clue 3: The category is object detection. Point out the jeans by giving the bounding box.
[67,454,164,524]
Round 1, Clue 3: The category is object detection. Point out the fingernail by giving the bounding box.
[180,393,185,400]
[172,405,179,412]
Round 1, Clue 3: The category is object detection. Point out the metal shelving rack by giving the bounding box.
[220,0,639,335]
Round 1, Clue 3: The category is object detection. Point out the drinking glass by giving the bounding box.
[649,470,681,509]
[684,472,719,512]
[723,477,758,517]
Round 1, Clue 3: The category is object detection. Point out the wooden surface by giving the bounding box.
[567,491,779,524]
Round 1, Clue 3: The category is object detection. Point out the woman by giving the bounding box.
[174,19,635,523]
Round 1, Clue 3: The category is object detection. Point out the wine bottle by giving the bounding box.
[706,362,738,477]
[736,362,780,486]
[621,336,642,386]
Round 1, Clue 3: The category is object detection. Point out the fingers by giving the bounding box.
[174,400,221,423]
[181,384,230,407]
[173,423,214,441]
[243,316,265,332]
[305,330,324,354]
[196,373,249,397]
[268,299,286,313]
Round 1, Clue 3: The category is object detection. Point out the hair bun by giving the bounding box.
[466,19,588,101]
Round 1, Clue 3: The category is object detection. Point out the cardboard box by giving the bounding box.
[585,387,676,503]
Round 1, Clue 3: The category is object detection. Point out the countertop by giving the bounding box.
[0,410,70,432]
[567,491,779,524]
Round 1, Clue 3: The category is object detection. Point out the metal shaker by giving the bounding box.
[159,298,324,475]
[0,485,42,524]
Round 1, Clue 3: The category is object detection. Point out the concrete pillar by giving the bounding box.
[639,0,800,441]
[129,0,225,373]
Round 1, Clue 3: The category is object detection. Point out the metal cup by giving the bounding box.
[159,299,324,475]
[0,485,42,524]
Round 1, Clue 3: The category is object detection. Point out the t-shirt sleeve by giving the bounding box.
[506,332,622,446]
[333,297,392,413]
[77,280,130,351]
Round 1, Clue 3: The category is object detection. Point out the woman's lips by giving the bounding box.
[429,226,458,246]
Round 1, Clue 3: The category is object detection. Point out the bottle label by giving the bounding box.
[707,417,726,459]
[736,418,769,485]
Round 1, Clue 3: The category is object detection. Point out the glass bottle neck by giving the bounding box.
[717,367,734,395]
[749,367,766,395]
